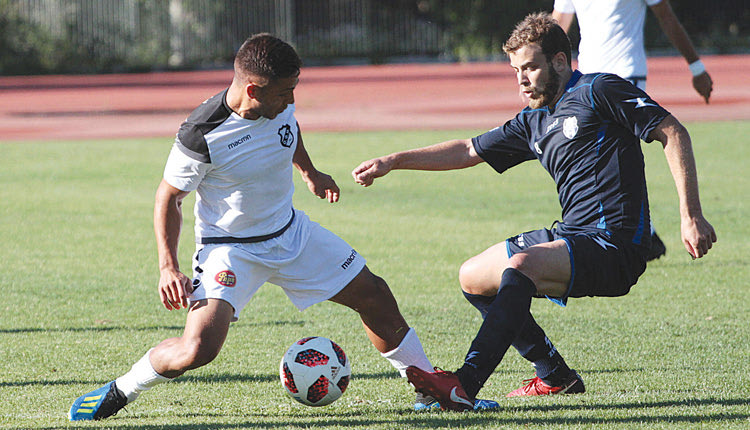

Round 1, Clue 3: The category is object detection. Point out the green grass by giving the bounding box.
[0,121,748,429]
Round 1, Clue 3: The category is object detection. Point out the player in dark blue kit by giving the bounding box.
[352,12,716,411]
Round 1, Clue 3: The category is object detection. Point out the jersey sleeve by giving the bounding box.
[553,0,575,13]
[472,115,536,174]
[163,143,211,192]
[590,74,671,143]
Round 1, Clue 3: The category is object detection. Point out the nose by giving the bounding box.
[517,70,529,86]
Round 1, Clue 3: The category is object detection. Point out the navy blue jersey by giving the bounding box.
[473,71,670,245]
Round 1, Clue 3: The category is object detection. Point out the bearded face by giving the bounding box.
[527,62,561,109]
[509,44,565,110]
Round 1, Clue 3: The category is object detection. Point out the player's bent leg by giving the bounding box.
[150,298,234,378]
[70,299,234,421]
[505,240,571,298]
[330,266,448,410]
[329,266,409,353]
[459,242,511,296]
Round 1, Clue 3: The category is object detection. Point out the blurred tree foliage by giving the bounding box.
[0,0,747,75]
[418,0,749,60]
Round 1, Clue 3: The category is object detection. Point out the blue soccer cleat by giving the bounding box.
[414,394,500,411]
[472,398,501,410]
[414,392,441,411]
[68,381,128,421]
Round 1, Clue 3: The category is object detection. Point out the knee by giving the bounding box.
[459,257,490,295]
[174,338,221,371]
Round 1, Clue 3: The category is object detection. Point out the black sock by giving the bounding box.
[457,268,536,399]
[535,354,572,387]
[462,290,495,319]
[512,313,571,384]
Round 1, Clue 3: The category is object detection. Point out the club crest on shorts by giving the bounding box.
[278,124,294,148]
[563,116,578,139]
[215,270,237,287]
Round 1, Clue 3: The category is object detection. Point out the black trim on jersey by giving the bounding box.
[200,210,295,244]
[175,89,232,163]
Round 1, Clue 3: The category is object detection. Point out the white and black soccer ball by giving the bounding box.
[279,336,351,406]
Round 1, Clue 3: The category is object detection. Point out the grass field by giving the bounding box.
[1,121,748,429]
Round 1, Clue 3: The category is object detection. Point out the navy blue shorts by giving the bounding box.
[505,227,647,306]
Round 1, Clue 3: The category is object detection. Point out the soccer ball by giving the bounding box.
[279,336,351,406]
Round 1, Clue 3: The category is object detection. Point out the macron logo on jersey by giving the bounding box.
[228,134,252,150]
[624,97,657,109]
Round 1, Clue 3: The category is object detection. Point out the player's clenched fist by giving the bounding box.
[352,157,393,187]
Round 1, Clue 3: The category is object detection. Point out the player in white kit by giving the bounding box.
[552,0,713,261]
[553,0,712,100]
[69,33,493,420]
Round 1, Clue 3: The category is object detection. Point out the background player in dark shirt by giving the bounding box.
[352,12,716,411]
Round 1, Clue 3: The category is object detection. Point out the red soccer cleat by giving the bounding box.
[506,370,585,397]
[406,366,474,411]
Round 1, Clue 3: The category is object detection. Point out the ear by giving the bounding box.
[552,52,568,74]
[246,83,260,100]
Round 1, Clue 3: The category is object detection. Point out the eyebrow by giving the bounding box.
[511,59,538,70]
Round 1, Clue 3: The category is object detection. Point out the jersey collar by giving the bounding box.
[565,70,583,92]
[549,70,584,112]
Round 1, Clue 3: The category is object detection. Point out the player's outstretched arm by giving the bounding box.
[292,128,339,203]
[154,179,193,310]
[649,115,717,259]
[352,138,482,187]
[650,0,713,103]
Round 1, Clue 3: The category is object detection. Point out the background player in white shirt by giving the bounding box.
[552,0,713,261]
[553,0,713,101]
[69,33,491,421]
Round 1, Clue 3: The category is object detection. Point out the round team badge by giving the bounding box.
[215,270,237,287]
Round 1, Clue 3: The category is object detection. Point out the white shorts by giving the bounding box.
[188,209,366,321]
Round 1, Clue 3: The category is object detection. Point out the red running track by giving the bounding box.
[0,55,747,142]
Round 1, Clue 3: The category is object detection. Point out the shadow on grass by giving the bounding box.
[178,371,398,385]
[35,398,750,430]
[0,320,305,334]
[1,371,398,388]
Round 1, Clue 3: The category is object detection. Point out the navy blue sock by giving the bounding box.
[513,313,572,385]
[462,290,495,319]
[456,268,536,399]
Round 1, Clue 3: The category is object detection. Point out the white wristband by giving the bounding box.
[688,60,706,76]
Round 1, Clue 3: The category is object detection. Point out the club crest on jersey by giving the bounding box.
[278,124,294,148]
[215,270,237,287]
[563,116,578,139]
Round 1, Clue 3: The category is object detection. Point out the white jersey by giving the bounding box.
[554,0,662,79]
[163,89,298,242]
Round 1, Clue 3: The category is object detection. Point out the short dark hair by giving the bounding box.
[503,12,571,67]
[234,33,302,81]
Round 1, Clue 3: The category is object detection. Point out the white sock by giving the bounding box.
[115,349,171,403]
[381,327,433,377]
